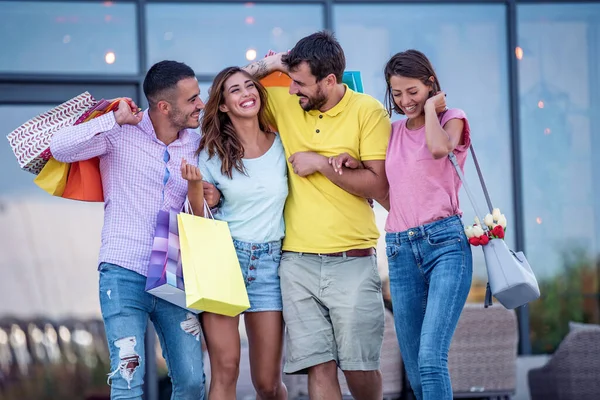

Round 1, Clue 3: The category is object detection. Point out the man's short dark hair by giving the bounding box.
[143,60,196,108]
[282,30,346,83]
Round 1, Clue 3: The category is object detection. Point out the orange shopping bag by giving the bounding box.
[260,71,292,88]
[60,98,131,202]
[62,157,103,202]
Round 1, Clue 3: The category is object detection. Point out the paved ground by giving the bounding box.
[204,352,549,400]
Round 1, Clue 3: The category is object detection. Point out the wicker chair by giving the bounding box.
[448,304,518,399]
[528,327,600,400]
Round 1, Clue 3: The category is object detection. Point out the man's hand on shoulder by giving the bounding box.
[114,98,143,127]
[243,52,287,79]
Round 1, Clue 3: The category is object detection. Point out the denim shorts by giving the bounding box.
[234,239,283,312]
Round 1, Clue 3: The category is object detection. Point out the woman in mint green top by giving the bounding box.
[198,134,287,243]
[181,67,288,399]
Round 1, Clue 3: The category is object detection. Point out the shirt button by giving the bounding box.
[251,245,257,250]
[249,266,256,270]
[316,129,320,133]
[251,255,257,260]
[319,115,323,119]
[248,277,255,281]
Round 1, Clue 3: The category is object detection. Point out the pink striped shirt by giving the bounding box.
[50,111,200,276]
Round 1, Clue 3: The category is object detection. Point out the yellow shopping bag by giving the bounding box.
[33,157,70,196]
[178,210,250,317]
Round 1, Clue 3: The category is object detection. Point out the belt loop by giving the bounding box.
[342,252,347,260]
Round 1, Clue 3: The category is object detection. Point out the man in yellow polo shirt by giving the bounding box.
[244,31,391,400]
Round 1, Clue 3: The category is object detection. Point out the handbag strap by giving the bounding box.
[448,145,494,232]
[448,145,495,307]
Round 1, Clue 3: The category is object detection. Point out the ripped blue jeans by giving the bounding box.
[99,263,206,400]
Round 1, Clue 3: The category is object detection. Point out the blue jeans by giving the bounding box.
[233,239,283,312]
[99,263,206,400]
[385,215,472,400]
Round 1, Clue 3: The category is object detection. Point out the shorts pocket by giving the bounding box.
[369,255,382,291]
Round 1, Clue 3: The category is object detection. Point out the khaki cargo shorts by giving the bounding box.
[279,251,385,373]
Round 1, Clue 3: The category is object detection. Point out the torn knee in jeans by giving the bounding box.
[107,336,141,389]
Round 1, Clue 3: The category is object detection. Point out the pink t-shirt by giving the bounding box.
[385,108,471,233]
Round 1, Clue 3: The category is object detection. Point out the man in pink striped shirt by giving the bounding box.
[51,61,211,399]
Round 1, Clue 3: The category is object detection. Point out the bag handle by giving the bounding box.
[183,197,215,221]
[448,145,495,308]
[448,145,493,233]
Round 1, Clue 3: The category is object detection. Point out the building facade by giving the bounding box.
[0,0,599,357]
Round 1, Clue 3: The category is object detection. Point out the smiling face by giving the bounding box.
[167,77,204,130]
[389,75,434,119]
[218,72,261,119]
[288,61,329,112]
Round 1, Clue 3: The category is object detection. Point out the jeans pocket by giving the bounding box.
[385,243,401,260]
[271,250,282,263]
[99,269,121,319]
[426,226,462,246]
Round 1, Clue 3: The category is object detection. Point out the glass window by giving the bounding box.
[199,82,212,105]
[0,104,103,326]
[334,4,513,303]
[0,1,138,74]
[517,4,600,353]
[146,3,323,74]
[1,105,56,197]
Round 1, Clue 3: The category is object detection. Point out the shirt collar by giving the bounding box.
[138,108,192,146]
[308,84,353,118]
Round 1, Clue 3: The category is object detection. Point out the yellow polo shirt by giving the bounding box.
[267,85,391,253]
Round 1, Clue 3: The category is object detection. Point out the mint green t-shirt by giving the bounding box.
[198,134,288,243]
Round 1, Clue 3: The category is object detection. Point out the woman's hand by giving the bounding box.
[328,152,363,175]
[425,91,447,114]
[181,159,202,182]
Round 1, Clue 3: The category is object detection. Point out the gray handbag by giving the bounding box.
[449,147,540,309]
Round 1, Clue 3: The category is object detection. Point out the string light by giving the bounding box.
[105,51,116,64]
[245,49,257,61]
[515,47,523,60]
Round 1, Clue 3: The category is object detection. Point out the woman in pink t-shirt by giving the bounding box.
[328,50,472,400]
[383,50,472,400]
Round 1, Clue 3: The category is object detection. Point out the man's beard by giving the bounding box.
[169,106,199,130]
[299,87,327,112]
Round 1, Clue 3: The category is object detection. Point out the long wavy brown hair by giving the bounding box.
[198,66,274,179]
